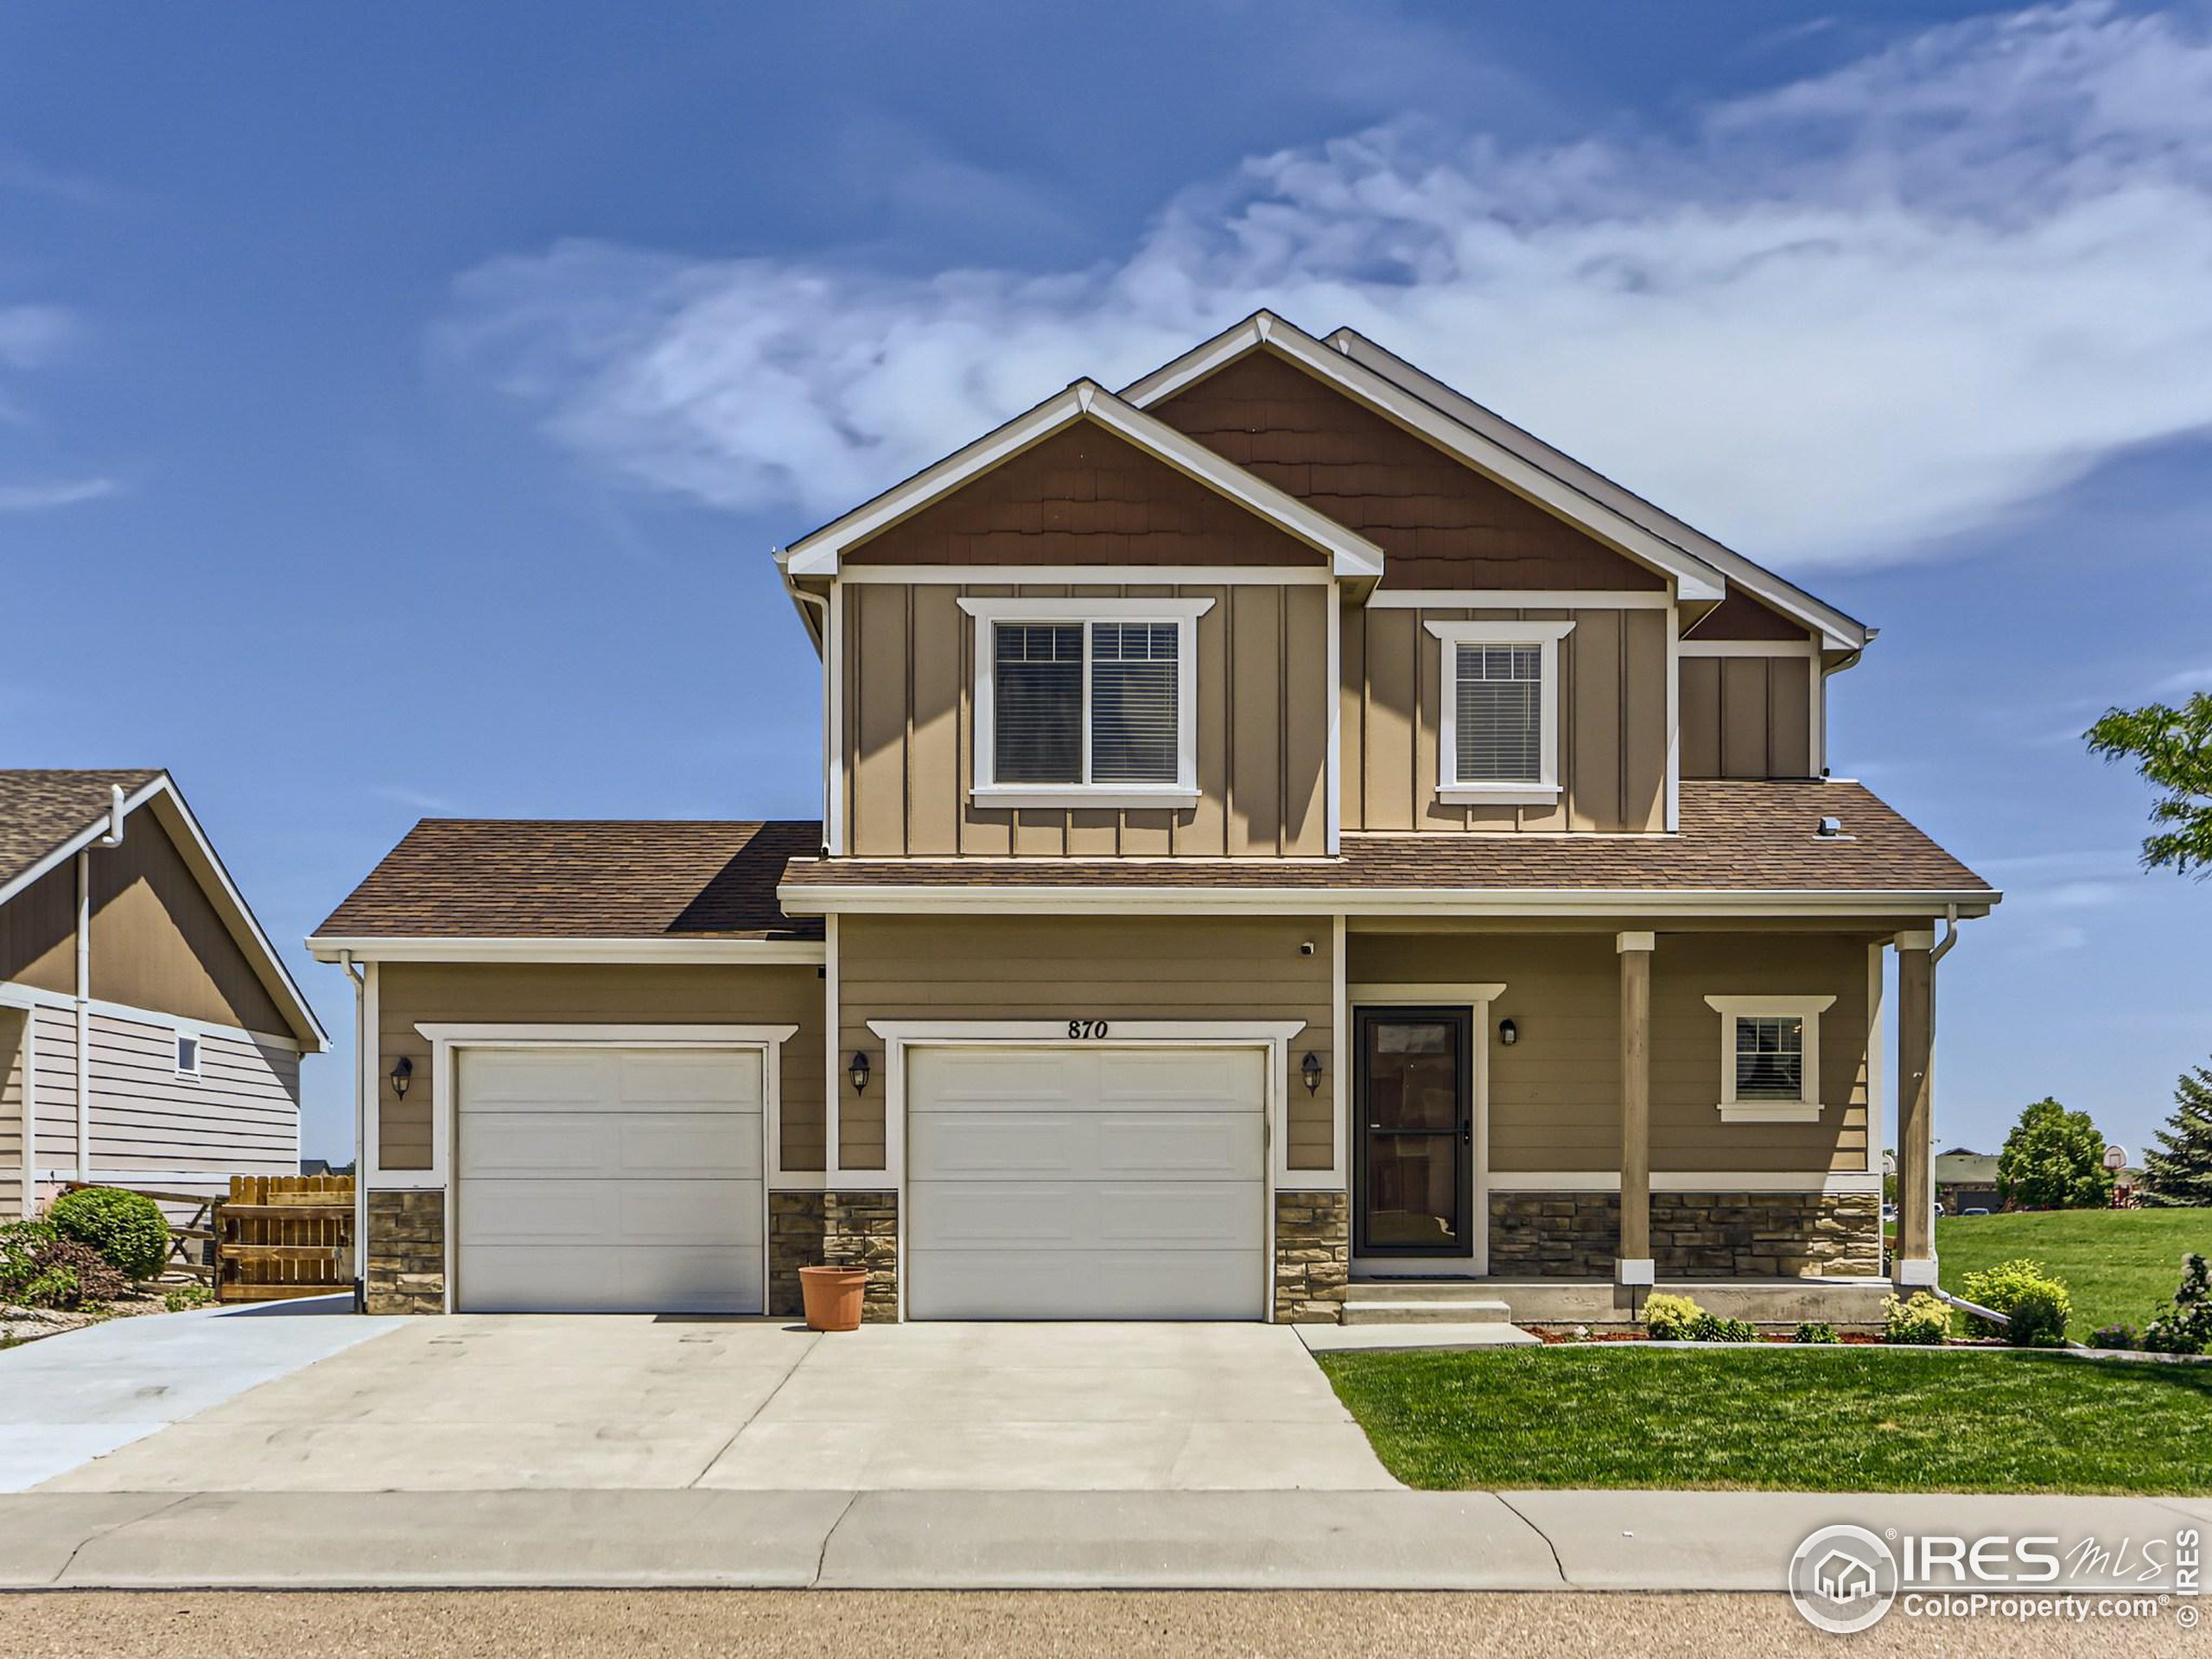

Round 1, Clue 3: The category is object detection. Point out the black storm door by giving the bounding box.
[1354,1007,1474,1258]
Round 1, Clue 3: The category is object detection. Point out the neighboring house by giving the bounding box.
[311,313,1996,1321]
[0,770,327,1211]
[1934,1147,2001,1214]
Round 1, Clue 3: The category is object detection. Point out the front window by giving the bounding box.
[1706,995,1834,1122]
[963,598,1209,803]
[1427,620,1573,804]
[1732,1015,1803,1100]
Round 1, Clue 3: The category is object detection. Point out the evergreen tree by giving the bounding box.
[2141,1061,2212,1207]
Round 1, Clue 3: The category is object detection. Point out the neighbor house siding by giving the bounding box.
[842,580,1331,857]
[0,863,76,995]
[1680,656,1816,779]
[1340,605,1669,832]
[1345,931,1873,1175]
[371,963,826,1174]
[83,1011,298,1181]
[836,914,1337,1173]
[86,817,289,1035]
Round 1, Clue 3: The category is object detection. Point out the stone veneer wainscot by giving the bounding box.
[770,1191,899,1322]
[1273,1191,1349,1323]
[364,1190,446,1314]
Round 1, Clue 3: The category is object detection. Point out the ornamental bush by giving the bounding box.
[1688,1312,1759,1343]
[1794,1321,1840,1344]
[0,1219,56,1298]
[1643,1292,1703,1341]
[1960,1258,2072,1348]
[10,1239,125,1311]
[47,1187,169,1281]
[2090,1324,2139,1351]
[1883,1292,1952,1345]
[2141,1254,2212,1356]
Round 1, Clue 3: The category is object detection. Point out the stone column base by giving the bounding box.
[1274,1191,1349,1323]
[364,1190,446,1314]
[771,1190,899,1321]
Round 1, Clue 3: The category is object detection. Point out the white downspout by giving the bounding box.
[340,951,366,1307]
[73,785,127,1186]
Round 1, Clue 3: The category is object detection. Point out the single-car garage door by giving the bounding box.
[906,1045,1268,1320]
[455,1046,765,1313]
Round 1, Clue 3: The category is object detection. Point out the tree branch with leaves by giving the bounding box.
[2086,691,2212,876]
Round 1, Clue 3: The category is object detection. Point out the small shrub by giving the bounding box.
[47,1187,169,1281]
[1794,1321,1840,1344]
[162,1282,213,1313]
[2090,1324,2139,1351]
[1884,1291,1952,1345]
[2141,1253,2212,1356]
[10,1240,125,1311]
[0,1219,57,1299]
[1643,1292,1704,1341]
[1960,1258,2072,1348]
[1688,1312,1759,1343]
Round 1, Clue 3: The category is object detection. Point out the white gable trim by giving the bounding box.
[782,379,1385,581]
[1119,313,1728,606]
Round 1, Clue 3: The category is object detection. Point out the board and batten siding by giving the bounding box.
[836,914,1337,1173]
[1346,931,1875,1174]
[372,963,826,1175]
[842,581,1331,857]
[1680,655,1816,779]
[1342,605,1669,832]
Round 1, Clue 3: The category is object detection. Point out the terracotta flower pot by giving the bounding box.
[798,1265,868,1332]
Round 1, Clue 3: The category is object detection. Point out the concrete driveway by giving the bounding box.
[41,1317,1395,1494]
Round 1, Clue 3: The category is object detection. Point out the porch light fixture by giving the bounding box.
[1301,1052,1323,1094]
[1498,1018,1518,1046]
[849,1050,872,1095]
[388,1055,413,1098]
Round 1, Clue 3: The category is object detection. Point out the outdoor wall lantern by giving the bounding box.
[389,1055,413,1097]
[1301,1052,1323,1094]
[1498,1018,1518,1046]
[849,1050,872,1095]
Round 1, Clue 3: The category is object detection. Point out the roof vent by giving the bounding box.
[1816,816,1844,838]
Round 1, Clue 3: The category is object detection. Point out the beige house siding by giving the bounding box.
[1342,604,1669,832]
[0,1007,22,1185]
[372,963,826,1174]
[1680,656,1816,779]
[842,581,1331,857]
[836,914,1337,1172]
[1345,930,1874,1174]
[83,1012,298,1180]
[0,862,78,995]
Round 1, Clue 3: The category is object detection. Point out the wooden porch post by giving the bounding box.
[1894,930,1936,1285]
[1617,931,1655,1286]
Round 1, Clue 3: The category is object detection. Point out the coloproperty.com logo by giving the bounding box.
[1788,1522,2202,1635]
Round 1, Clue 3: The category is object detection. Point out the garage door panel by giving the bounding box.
[616,1052,763,1108]
[459,1115,613,1179]
[1094,1049,1263,1109]
[1095,1115,1262,1179]
[904,1250,1264,1322]
[462,1244,765,1315]
[613,1115,763,1179]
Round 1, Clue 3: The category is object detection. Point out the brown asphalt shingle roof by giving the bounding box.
[778,780,1993,896]
[314,819,824,941]
[0,769,164,889]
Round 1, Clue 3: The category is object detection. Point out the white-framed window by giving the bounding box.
[1703,995,1834,1122]
[959,596,1211,809]
[175,1031,202,1079]
[1424,620,1573,804]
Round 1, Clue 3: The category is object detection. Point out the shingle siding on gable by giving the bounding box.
[1151,349,1662,592]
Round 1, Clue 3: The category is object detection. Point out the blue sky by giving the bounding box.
[5,2,2209,1162]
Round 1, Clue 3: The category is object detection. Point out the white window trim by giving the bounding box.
[1704,994,1834,1122]
[1425,620,1574,805]
[174,1029,203,1079]
[960,596,1212,809]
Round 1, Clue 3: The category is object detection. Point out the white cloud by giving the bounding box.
[0,477,116,512]
[0,304,73,371]
[448,1,2212,570]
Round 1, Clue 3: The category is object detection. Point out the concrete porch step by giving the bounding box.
[1341,1284,1515,1325]
[1344,1280,1503,1305]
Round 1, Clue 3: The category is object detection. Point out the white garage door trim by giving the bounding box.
[870,1020,1304,1323]
[417,1023,798,1314]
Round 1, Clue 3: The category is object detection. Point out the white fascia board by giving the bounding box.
[6,776,331,1052]
[778,882,1999,918]
[783,378,1384,580]
[1325,327,1870,652]
[1120,313,1728,604]
[306,936,827,965]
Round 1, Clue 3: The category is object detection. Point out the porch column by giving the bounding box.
[1616,931,1655,1286]
[1894,930,1937,1286]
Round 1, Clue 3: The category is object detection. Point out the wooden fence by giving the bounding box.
[216,1173,355,1302]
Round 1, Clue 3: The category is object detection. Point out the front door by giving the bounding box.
[1353,1007,1473,1260]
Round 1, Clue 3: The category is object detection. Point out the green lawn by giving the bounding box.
[1936,1209,2210,1342]
[1315,1347,2212,1493]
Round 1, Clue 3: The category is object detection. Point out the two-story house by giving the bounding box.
[311,314,1994,1324]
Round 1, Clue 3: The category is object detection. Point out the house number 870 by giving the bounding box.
[1067,1020,1111,1039]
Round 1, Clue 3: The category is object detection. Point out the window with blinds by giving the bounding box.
[1453,644,1543,783]
[991,620,1180,786]
[1733,1015,1806,1101]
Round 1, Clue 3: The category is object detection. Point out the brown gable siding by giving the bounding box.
[1681,657,1816,779]
[0,861,77,994]
[1685,588,1814,642]
[1151,350,1662,592]
[89,815,289,1035]
[846,418,1323,567]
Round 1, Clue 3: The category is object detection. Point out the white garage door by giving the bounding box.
[906,1045,1268,1320]
[455,1046,765,1313]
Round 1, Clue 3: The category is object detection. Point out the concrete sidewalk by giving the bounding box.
[1,1488,2203,1591]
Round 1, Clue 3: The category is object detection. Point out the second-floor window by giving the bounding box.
[1427,620,1573,805]
[962,597,1211,805]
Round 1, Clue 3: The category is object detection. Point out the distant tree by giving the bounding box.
[2086,693,2212,877]
[2141,1061,2212,1208]
[1998,1097,2114,1211]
